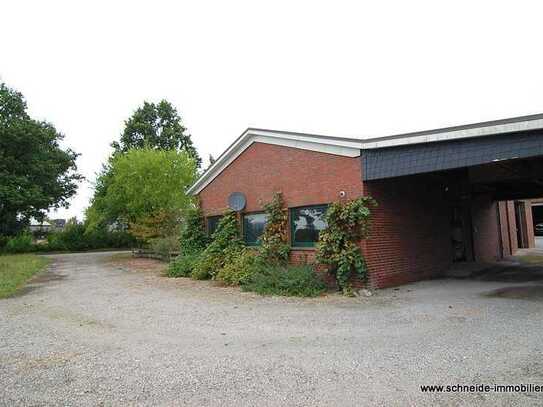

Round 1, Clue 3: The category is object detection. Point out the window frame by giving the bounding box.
[242,211,269,246]
[289,204,329,248]
[206,215,222,237]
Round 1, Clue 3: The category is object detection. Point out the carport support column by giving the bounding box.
[524,201,536,248]
[471,194,501,262]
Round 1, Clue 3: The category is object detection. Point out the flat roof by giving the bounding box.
[362,113,543,149]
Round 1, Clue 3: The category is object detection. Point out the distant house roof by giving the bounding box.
[188,113,543,195]
[29,219,52,227]
[51,219,66,228]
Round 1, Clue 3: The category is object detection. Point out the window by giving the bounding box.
[290,205,328,247]
[207,215,222,237]
[243,213,268,246]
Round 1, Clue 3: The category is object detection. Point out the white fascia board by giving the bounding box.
[362,118,543,149]
[188,116,543,195]
[187,129,362,195]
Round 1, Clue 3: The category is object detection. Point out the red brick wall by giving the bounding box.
[471,194,501,262]
[198,142,363,290]
[525,201,535,248]
[498,200,536,254]
[363,174,453,288]
[196,141,519,290]
[199,142,364,215]
[507,201,518,252]
[498,201,512,257]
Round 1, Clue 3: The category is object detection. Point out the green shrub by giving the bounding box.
[0,221,137,254]
[46,232,66,251]
[5,233,34,254]
[165,207,208,278]
[192,211,243,279]
[102,230,137,248]
[167,252,201,277]
[216,248,261,285]
[258,192,290,265]
[151,236,178,260]
[190,264,212,280]
[45,224,137,252]
[56,221,88,251]
[242,264,326,297]
[0,235,9,250]
[179,207,209,255]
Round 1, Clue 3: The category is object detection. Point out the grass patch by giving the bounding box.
[0,254,51,298]
[515,255,543,265]
[241,264,326,297]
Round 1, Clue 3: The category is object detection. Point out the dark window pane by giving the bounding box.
[207,216,221,237]
[243,213,268,246]
[290,205,328,247]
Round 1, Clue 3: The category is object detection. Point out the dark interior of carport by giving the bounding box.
[362,129,543,283]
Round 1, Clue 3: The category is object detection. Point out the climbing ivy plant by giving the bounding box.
[316,196,377,291]
[191,210,243,279]
[179,206,209,256]
[259,192,290,265]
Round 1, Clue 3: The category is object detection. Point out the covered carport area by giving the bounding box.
[531,199,543,249]
[359,114,543,288]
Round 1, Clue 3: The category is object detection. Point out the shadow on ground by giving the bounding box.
[448,250,543,301]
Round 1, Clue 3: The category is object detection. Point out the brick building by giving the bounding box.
[188,115,543,288]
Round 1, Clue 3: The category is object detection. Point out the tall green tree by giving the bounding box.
[111,100,201,167]
[0,82,81,235]
[87,99,200,232]
[86,148,196,239]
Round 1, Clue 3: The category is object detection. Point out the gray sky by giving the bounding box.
[2,1,543,220]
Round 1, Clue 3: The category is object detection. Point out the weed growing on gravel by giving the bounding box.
[241,264,326,297]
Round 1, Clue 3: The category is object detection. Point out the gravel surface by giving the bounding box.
[1,251,543,406]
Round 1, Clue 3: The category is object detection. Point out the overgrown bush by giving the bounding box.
[45,233,65,251]
[167,253,201,277]
[52,221,87,251]
[0,220,137,254]
[45,223,137,252]
[4,233,34,254]
[0,235,9,251]
[258,193,290,265]
[241,264,326,297]
[179,207,209,255]
[216,247,261,285]
[192,211,242,280]
[316,196,376,291]
[150,235,179,261]
[190,265,213,280]
[166,207,209,277]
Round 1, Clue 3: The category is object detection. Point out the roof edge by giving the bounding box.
[188,113,543,195]
[362,113,543,149]
[187,128,362,195]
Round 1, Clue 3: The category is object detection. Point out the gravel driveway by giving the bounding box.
[1,252,543,406]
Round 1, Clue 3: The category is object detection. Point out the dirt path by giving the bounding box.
[1,251,543,406]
